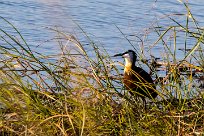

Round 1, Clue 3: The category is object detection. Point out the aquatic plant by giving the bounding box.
[0,2,203,135]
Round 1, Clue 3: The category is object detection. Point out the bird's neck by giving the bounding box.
[124,59,134,75]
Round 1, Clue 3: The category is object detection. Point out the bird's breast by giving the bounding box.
[124,65,132,75]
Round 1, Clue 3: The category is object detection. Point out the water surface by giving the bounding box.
[0,0,204,57]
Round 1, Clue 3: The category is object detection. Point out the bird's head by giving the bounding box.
[114,50,137,67]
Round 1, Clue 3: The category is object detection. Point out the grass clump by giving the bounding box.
[0,2,204,136]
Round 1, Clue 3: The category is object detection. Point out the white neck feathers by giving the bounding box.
[124,58,133,74]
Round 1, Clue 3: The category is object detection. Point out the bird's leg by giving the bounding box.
[142,97,147,111]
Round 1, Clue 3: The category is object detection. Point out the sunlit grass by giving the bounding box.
[0,2,203,136]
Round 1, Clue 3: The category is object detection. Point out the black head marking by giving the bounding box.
[122,50,137,63]
[122,50,136,55]
[113,50,137,62]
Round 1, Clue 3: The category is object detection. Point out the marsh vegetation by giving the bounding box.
[0,3,203,136]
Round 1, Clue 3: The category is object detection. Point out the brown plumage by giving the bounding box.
[114,50,157,100]
[123,65,157,99]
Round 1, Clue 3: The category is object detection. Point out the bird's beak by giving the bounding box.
[113,53,123,57]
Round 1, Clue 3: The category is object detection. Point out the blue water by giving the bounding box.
[0,0,204,57]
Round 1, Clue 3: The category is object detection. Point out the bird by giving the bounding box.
[114,50,157,101]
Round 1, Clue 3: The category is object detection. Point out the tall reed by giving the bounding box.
[0,2,203,135]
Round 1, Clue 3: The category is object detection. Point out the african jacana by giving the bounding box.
[114,50,157,101]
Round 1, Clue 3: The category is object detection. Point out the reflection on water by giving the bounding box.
[0,0,203,57]
[0,0,203,97]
